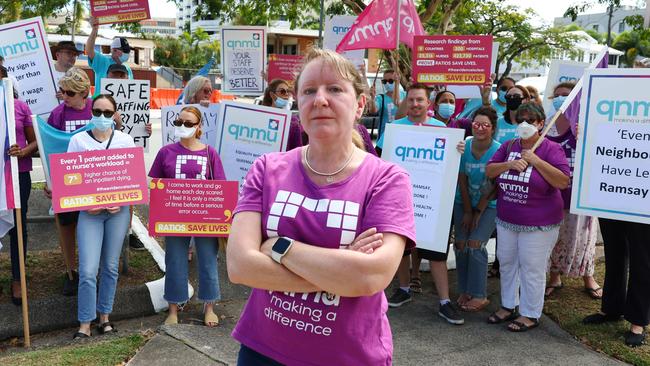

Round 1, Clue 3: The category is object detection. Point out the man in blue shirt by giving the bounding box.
[367,69,406,141]
[86,16,134,96]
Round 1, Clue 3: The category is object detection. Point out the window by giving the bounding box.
[592,24,599,31]
[618,22,625,33]
[283,44,297,55]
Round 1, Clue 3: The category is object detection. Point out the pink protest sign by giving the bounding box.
[412,35,493,85]
[90,0,150,25]
[268,54,304,86]
[148,179,238,237]
[50,147,148,213]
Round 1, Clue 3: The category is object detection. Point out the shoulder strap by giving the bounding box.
[105,130,115,150]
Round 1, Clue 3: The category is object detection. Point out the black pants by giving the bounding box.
[8,172,31,281]
[600,218,650,326]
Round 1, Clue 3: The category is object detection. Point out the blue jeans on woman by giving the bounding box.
[453,203,497,299]
[164,236,220,304]
[77,207,130,323]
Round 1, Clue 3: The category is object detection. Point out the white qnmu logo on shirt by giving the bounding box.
[500,151,533,183]
[266,190,360,248]
[174,155,208,179]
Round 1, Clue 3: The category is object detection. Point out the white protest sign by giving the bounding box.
[100,78,150,151]
[161,104,220,148]
[221,26,266,95]
[447,42,499,99]
[324,16,365,65]
[382,124,464,253]
[571,68,650,224]
[0,17,58,116]
[216,101,290,187]
[543,59,588,115]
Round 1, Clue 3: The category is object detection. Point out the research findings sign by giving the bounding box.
[571,69,650,224]
[161,104,220,148]
[221,26,266,95]
[100,78,150,150]
[90,0,150,24]
[382,124,464,253]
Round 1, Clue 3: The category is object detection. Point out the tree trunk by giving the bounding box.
[439,0,463,34]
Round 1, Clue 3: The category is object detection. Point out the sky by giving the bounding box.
[149,0,646,25]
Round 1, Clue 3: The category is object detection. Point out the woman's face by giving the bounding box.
[271,82,290,102]
[471,114,494,140]
[553,86,572,98]
[436,92,455,109]
[193,81,213,103]
[178,110,201,134]
[61,85,86,108]
[516,111,542,130]
[297,59,365,141]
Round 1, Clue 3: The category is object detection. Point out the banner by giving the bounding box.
[216,101,290,187]
[571,69,650,224]
[221,26,266,95]
[324,15,365,64]
[447,41,500,99]
[161,103,219,148]
[148,179,238,237]
[267,54,304,87]
[50,147,148,213]
[542,59,588,115]
[0,79,19,239]
[90,0,150,24]
[382,124,463,253]
[0,17,58,116]
[100,78,151,150]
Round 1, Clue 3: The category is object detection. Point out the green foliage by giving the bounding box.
[563,0,622,21]
[613,28,650,67]
[154,28,220,79]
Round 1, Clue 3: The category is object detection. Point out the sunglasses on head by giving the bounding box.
[59,88,77,97]
[381,79,394,85]
[274,88,290,97]
[92,109,115,118]
[172,119,200,128]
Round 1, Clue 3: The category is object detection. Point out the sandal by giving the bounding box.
[462,299,490,312]
[96,322,117,335]
[204,310,219,327]
[73,331,90,340]
[508,317,539,332]
[409,277,422,293]
[544,283,563,297]
[584,286,602,300]
[487,307,517,324]
[164,313,178,325]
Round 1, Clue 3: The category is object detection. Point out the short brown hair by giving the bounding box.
[407,83,430,99]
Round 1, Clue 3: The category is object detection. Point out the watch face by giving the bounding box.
[272,237,292,254]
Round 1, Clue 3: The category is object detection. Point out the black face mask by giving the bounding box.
[506,97,523,111]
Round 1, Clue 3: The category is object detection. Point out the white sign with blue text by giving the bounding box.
[216,101,290,187]
[543,59,588,116]
[323,16,365,66]
[161,104,220,148]
[571,68,650,224]
[382,124,464,253]
[221,26,266,95]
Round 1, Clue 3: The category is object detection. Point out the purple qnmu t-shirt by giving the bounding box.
[232,147,416,366]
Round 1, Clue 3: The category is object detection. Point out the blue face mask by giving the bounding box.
[384,84,394,93]
[497,90,507,103]
[90,115,114,132]
[553,95,566,111]
[437,103,455,119]
[118,53,129,63]
[274,96,288,108]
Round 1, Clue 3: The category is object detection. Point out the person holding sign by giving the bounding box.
[227,49,416,365]
[149,106,226,327]
[495,85,531,144]
[86,16,133,97]
[69,95,135,339]
[485,103,570,332]
[367,69,406,141]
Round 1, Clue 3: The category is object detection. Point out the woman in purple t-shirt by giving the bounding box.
[227,49,416,365]
[486,102,570,332]
[149,106,226,327]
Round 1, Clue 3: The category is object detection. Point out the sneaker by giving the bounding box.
[624,330,646,347]
[63,270,79,296]
[387,289,412,308]
[438,302,465,325]
[582,312,622,325]
[129,234,146,251]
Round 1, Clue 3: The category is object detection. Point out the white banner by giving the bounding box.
[216,101,290,187]
[161,104,220,148]
[571,69,650,224]
[0,17,58,116]
[382,124,464,253]
[100,78,150,151]
[543,59,588,115]
[220,26,266,95]
[324,16,365,65]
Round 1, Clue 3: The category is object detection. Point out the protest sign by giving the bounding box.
[161,104,219,148]
[0,17,58,116]
[413,35,493,86]
[571,69,650,224]
[90,0,150,24]
[100,78,150,150]
[50,147,148,213]
[382,124,464,253]
[0,79,20,239]
[216,101,290,187]
[447,42,500,99]
[324,15,365,65]
[542,59,588,115]
[221,26,266,95]
[267,54,303,87]
[148,179,238,237]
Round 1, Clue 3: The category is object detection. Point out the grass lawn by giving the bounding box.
[544,259,650,366]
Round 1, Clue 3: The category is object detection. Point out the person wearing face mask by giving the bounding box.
[495,85,531,144]
[457,76,516,119]
[67,95,136,339]
[544,82,574,137]
[149,106,226,327]
[367,69,406,140]
[485,102,570,332]
[86,16,134,97]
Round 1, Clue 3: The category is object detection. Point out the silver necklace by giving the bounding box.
[304,145,355,183]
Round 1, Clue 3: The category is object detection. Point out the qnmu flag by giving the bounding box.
[1,78,20,239]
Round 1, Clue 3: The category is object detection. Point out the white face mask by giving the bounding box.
[174,125,197,139]
[516,121,539,139]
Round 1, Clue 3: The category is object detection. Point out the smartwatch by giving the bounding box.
[271,237,294,264]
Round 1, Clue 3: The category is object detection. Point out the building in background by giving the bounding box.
[140,18,177,37]
[176,0,220,37]
[553,5,644,34]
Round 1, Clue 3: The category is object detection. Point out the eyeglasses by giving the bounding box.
[273,88,290,97]
[472,121,492,129]
[172,119,200,128]
[59,88,77,97]
[516,118,538,124]
[92,109,115,118]
[201,87,213,95]
[381,79,394,85]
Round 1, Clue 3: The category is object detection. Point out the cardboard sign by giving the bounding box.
[413,35,493,86]
[571,69,650,224]
[221,26,266,95]
[268,54,303,86]
[0,17,58,116]
[100,78,151,150]
[50,147,148,213]
[90,0,151,24]
[148,179,238,237]
[382,124,464,253]
[216,101,290,187]
[542,59,588,115]
[161,104,219,148]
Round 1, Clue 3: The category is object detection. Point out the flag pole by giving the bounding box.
[15,209,31,347]
[532,110,561,152]
[393,0,403,103]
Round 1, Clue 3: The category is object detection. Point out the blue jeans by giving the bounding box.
[453,203,497,298]
[237,345,283,366]
[77,207,130,323]
[164,236,220,304]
